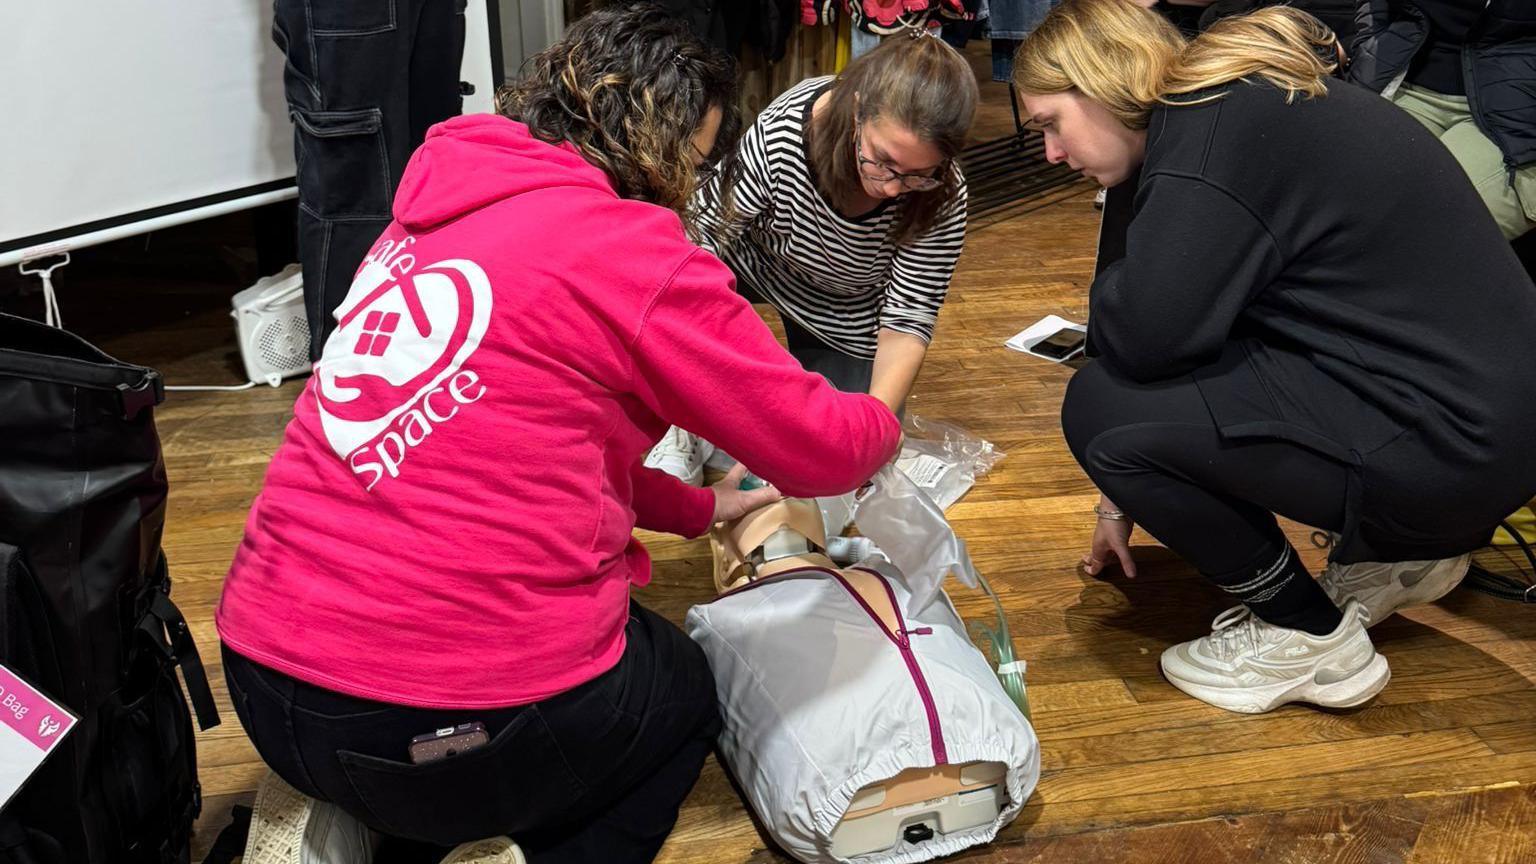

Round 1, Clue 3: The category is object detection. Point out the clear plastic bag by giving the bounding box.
[815,491,858,540]
[894,414,1005,511]
[851,464,1031,719]
[851,464,979,615]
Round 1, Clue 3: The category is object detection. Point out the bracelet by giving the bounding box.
[1093,505,1129,522]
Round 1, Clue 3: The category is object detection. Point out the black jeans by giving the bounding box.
[1061,359,1350,578]
[736,282,874,394]
[272,0,466,360]
[780,312,875,394]
[223,601,721,863]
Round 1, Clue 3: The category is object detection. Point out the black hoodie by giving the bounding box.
[1090,79,1536,561]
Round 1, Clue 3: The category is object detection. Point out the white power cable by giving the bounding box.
[19,253,70,329]
[15,257,303,394]
[165,381,261,392]
[166,268,307,393]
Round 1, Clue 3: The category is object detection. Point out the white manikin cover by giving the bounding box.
[685,558,1040,864]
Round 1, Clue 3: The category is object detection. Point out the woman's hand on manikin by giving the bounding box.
[710,463,783,523]
[1083,494,1138,578]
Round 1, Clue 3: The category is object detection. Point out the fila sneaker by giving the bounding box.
[1160,600,1389,714]
[439,837,527,864]
[643,426,714,486]
[1319,554,1470,627]
[243,772,378,864]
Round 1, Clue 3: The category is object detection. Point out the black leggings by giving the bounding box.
[223,601,720,863]
[1061,359,1350,580]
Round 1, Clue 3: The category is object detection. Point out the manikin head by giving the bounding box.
[711,498,830,593]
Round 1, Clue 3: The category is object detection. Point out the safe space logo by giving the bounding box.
[314,235,494,491]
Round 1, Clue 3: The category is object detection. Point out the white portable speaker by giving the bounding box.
[231,263,312,387]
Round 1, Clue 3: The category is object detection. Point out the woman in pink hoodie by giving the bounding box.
[215,5,902,862]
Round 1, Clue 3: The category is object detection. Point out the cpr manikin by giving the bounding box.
[689,496,1040,862]
[711,497,837,592]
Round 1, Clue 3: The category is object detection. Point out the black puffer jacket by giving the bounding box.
[1347,0,1536,171]
[1193,0,1358,43]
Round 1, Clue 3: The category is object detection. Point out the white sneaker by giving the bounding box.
[243,772,378,864]
[1159,601,1389,714]
[643,426,714,486]
[439,837,527,864]
[1319,554,1470,627]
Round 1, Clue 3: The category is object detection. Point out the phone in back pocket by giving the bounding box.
[408,721,489,764]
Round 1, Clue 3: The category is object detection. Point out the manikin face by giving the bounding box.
[1021,90,1147,187]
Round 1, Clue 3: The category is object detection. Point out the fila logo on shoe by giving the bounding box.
[313,235,494,491]
[1280,645,1311,658]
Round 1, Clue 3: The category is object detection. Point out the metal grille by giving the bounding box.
[255,313,310,374]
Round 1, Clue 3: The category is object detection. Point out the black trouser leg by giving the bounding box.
[779,313,875,395]
[733,280,877,395]
[517,604,721,863]
[408,0,467,145]
[223,601,720,863]
[272,0,465,360]
[1061,360,1346,633]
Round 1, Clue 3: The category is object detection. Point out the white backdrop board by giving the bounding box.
[0,1,501,268]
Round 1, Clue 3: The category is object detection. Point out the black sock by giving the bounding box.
[1205,544,1343,636]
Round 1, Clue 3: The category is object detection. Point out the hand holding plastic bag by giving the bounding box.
[851,463,980,616]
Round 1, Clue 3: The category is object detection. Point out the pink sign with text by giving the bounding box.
[0,664,76,808]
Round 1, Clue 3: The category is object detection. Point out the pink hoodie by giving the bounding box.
[216,115,901,708]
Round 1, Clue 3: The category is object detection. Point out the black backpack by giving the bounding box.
[0,312,219,864]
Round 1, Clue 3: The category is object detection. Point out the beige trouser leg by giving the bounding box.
[1391,84,1536,241]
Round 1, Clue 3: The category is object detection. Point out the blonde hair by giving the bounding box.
[1013,0,1339,129]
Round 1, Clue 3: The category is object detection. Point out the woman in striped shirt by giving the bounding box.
[648,33,978,484]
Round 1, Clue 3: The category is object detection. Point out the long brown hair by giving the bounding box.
[495,3,741,224]
[808,34,977,245]
[1012,0,1337,129]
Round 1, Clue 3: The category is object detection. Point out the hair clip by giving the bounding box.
[672,51,687,67]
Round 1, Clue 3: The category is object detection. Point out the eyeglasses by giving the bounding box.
[854,124,945,192]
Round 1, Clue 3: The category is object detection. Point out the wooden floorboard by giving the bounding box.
[11,53,1534,864]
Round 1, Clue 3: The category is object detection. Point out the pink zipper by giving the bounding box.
[832,569,948,766]
[708,564,950,765]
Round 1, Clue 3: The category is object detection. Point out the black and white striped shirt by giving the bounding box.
[692,76,967,360]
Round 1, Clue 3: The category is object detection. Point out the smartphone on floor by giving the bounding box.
[1031,328,1086,361]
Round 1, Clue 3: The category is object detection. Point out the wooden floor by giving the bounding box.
[11,58,1536,864]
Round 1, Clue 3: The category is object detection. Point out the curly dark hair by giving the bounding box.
[496,3,741,222]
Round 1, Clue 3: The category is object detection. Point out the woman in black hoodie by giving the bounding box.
[1014,0,1536,715]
